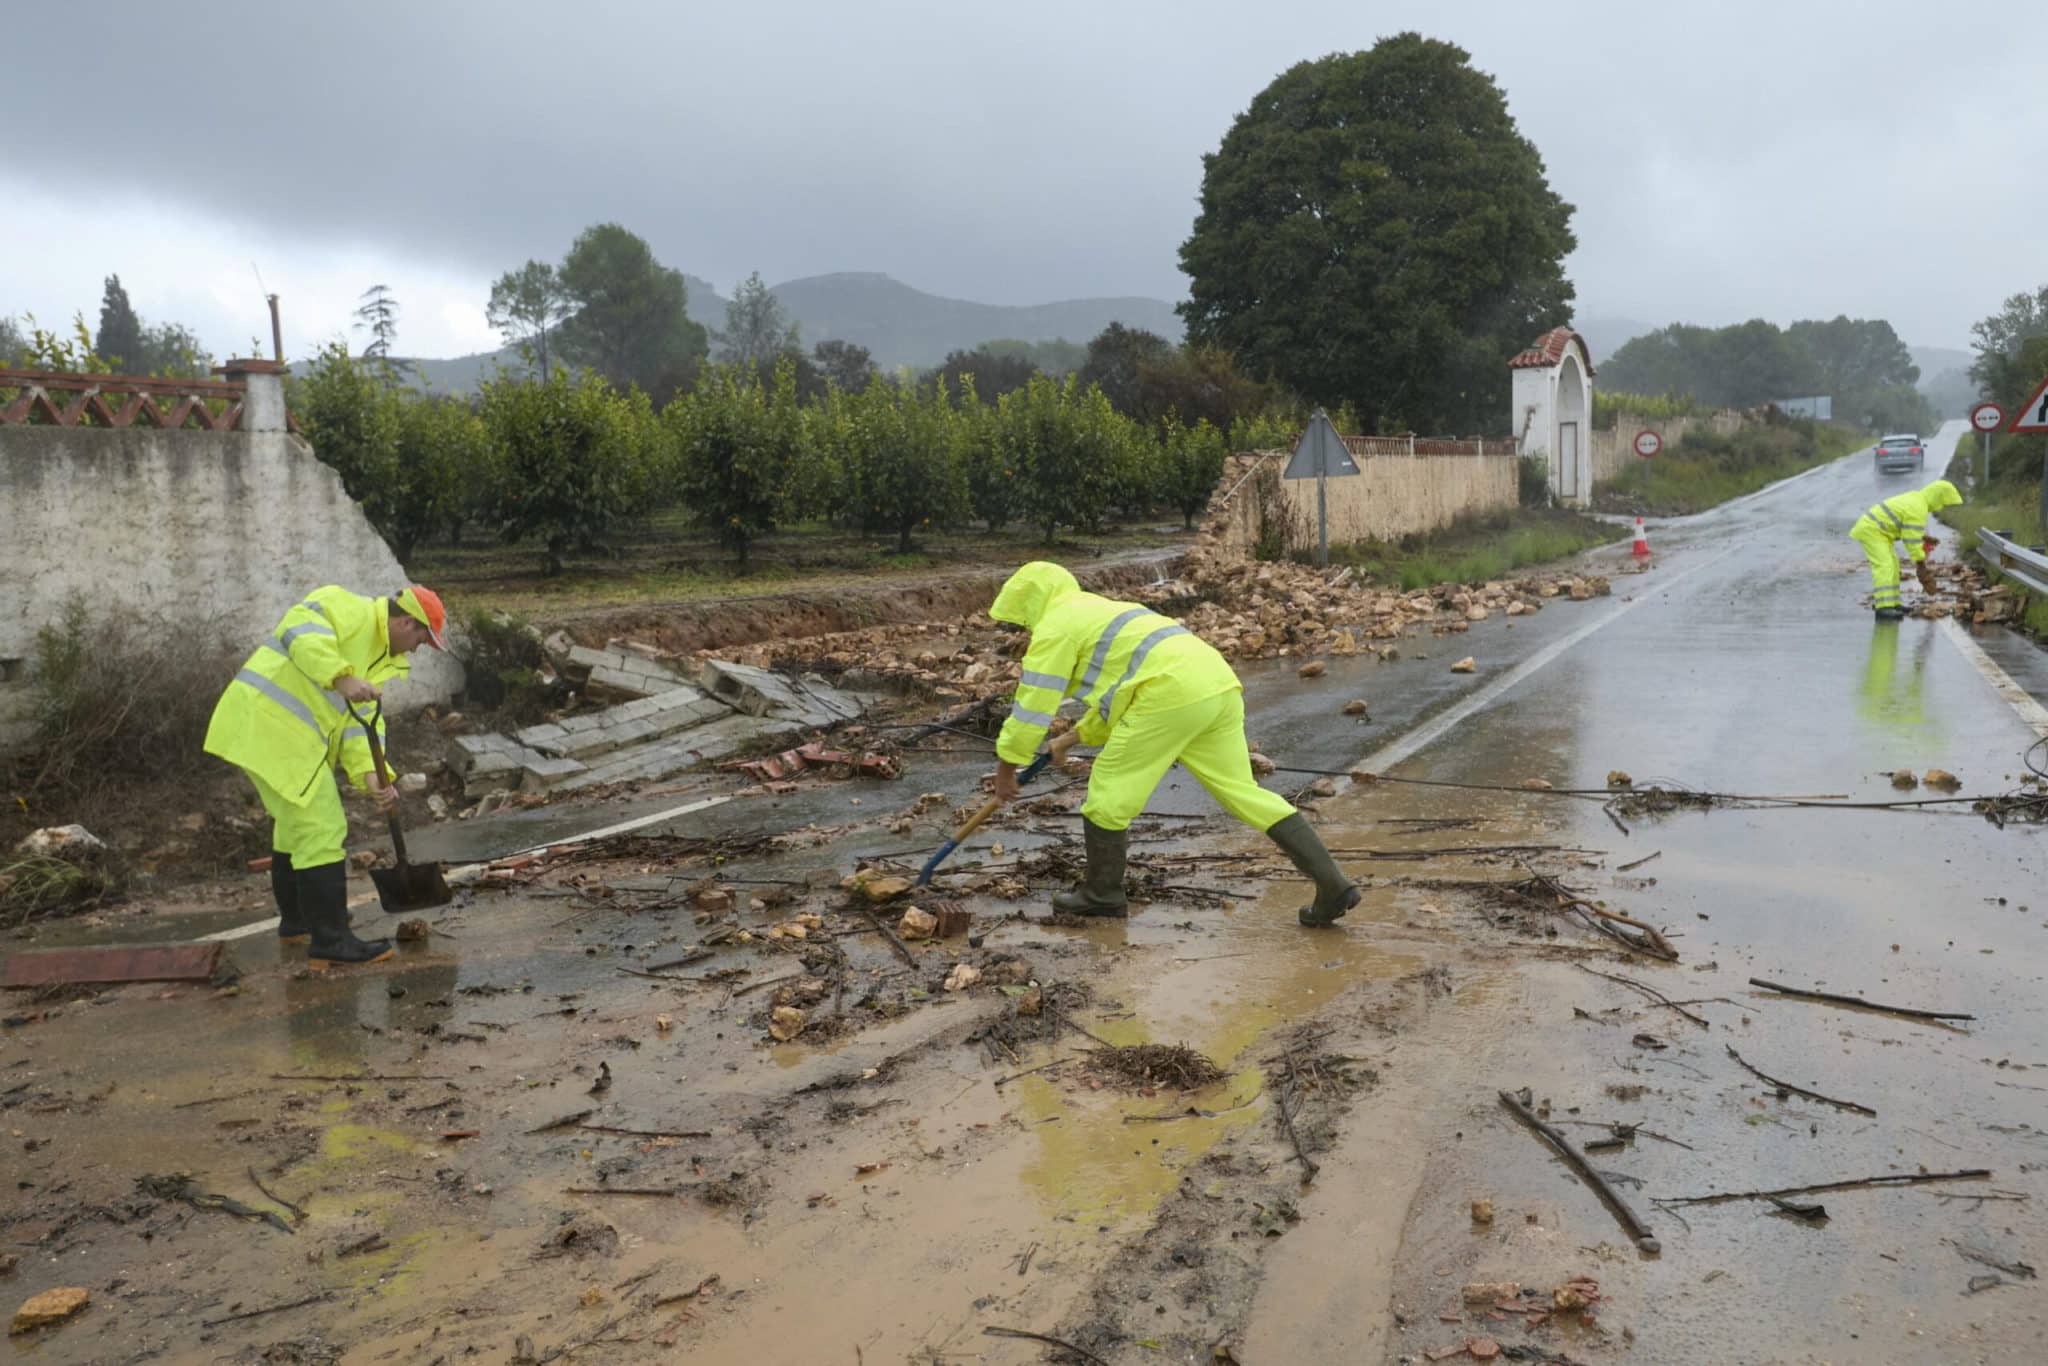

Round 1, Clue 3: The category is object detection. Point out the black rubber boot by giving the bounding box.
[1873,605,1906,621]
[1267,813,1361,928]
[302,861,394,968]
[1051,818,1129,918]
[271,852,308,945]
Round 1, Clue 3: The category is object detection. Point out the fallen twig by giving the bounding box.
[1748,978,1973,1023]
[579,1124,711,1139]
[563,1186,701,1197]
[1575,964,1708,1027]
[1725,1045,1876,1116]
[336,1233,388,1259]
[617,968,702,984]
[982,1325,1110,1365]
[1664,1169,1992,1206]
[993,1056,1073,1089]
[247,1167,307,1223]
[1276,1054,1320,1182]
[1498,1090,1660,1253]
[200,1291,333,1329]
[173,1089,264,1109]
[733,971,806,998]
[527,1108,596,1134]
[1616,851,1663,872]
[860,904,918,968]
[267,1073,449,1082]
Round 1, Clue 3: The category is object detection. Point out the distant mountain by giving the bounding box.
[1909,345,1971,382]
[763,272,1182,370]
[377,272,1182,392]
[1569,314,1658,365]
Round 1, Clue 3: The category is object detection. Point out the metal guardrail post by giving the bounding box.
[1977,528,2048,598]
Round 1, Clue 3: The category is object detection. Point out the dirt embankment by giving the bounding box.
[545,551,1186,658]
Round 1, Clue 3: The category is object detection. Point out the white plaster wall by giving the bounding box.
[1514,368,1552,459]
[0,425,461,749]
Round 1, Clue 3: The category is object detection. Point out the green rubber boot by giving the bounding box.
[1051,818,1130,918]
[1268,813,1361,928]
[302,862,394,968]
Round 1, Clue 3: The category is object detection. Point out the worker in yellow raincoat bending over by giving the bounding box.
[204,585,448,967]
[1849,478,1960,621]
[987,562,1359,925]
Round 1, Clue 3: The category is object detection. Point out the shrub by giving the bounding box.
[455,610,560,727]
[1518,454,1550,507]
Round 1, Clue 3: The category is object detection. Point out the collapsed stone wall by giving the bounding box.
[0,421,462,751]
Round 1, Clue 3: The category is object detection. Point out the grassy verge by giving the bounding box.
[1323,507,1624,589]
[1938,435,2048,636]
[407,513,1185,619]
[1593,420,1865,516]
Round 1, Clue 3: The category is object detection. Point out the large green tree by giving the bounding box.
[1179,34,1576,435]
[556,224,708,398]
[95,275,144,372]
[486,260,572,373]
[717,271,802,367]
[1968,284,2048,405]
[480,367,654,575]
[666,360,802,568]
[1077,323,1173,417]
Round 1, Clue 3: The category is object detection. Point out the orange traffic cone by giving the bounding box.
[1630,517,1651,560]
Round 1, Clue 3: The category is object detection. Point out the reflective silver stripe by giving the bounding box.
[1076,608,1147,699]
[259,640,350,712]
[1097,625,1188,720]
[1007,706,1057,728]
[278,620,336,647]
[1018,669,1069,693]
[1869,503,1904,532]
[339,724,370,743]
[299,599,327,616]
[233,668,328,741]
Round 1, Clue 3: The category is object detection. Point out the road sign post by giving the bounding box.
[2006,377,2048,536]
[1283,410,1361,568]
[1632,429,1663,460]
[1970,402,2004,491]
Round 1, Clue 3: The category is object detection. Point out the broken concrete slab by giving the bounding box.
[702,660,863,727]
[2,942,232,988]
[511,686,730,762]
[562,646,691,702]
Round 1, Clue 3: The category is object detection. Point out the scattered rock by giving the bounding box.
[1342,699,1369,716]
[0,1254,13,1277]
[1891,769,1919,790]
[1465,605,1488,622]
[10,1286,88,1336]
[1468,1340,1501,1361]
[692,886,734,913]
[1308,777,1338,798]
[856,873,913,903]
[394,918,430,943]
[655,1013,675,1033]
[14,826,103,861]
[1248,752,1278,778]
[1297,660,1327,679]
[348,850,380,870]
[1450,657,1476,674]
[1606,770,1632,788]
[1461,1281,1519,1304]
[769,1006,807,1042]
[932,905,973,937]
[898,907,938,941]
[943,963,983,992]
[1924,768,1961,791]
[397,772,430,794]
[1521,778,1553,790]
[427,794,450,820]
[1470,1197,1494,1225]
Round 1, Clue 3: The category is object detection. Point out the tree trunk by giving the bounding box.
[446,517,464,548]
[898,523,914,555]
[545,536,566,578]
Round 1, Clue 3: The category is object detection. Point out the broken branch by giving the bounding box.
[1747,978,1973,1022]
[1665,1170,1992,1206]
[981,1325,1110,1365]
[860,904,918,968]
[1574,964,1708,1027]
[1498,1090,1660,1254]
[1724,1045,1876,1116]
[200,1291,333,1329]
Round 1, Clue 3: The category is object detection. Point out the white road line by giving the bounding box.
[1354,545,1741,775]
[1937,618,2048,740]
[199,793,737,945]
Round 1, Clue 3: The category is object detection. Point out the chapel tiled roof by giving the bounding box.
[1508,326,1594,375]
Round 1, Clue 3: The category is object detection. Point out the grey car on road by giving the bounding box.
[1874,433,1924,475]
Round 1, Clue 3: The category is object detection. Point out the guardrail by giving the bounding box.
[1978,527,2048,597]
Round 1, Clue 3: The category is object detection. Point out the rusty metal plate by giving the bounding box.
[2,942,229,988]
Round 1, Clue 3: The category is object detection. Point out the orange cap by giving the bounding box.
[395,585,447,650]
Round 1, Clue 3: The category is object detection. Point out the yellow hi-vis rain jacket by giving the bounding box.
[988,562,1237,765]
[203,587,409,804]
[1855,479,1962,561]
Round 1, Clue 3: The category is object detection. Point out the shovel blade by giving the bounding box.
[370,861,453,913]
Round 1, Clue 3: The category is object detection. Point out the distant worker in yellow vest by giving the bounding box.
[986,562,1360,926]
[204,585,447,967]
[1849,479,1960,621]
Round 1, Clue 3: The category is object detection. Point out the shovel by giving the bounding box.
[915,730,1080,886]
[347,701,452,913]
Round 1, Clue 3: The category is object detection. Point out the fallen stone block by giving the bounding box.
[10,1285,88,1336]
[2,942,232,989]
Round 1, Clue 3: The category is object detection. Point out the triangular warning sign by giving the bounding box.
[1282,410,1361,480]
[2010,373,2048,433]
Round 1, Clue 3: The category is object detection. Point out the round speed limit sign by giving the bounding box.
[1971,402,2005,433]
[1632,429,1663,459]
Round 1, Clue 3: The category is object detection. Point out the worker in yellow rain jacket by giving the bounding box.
[204,585,447,966]
[1849,479,1960,621]
[987,562,1359,926]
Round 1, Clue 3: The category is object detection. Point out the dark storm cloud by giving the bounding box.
[3,0,2038,352]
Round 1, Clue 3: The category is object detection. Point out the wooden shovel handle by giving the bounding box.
[954,732,1083,842]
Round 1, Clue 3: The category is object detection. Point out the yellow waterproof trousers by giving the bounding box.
[250,768,348,870]
[1849,517,1901,611]
[1080,687,1298,833]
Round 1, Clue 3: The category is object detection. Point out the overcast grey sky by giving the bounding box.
[2,0,2036,362]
